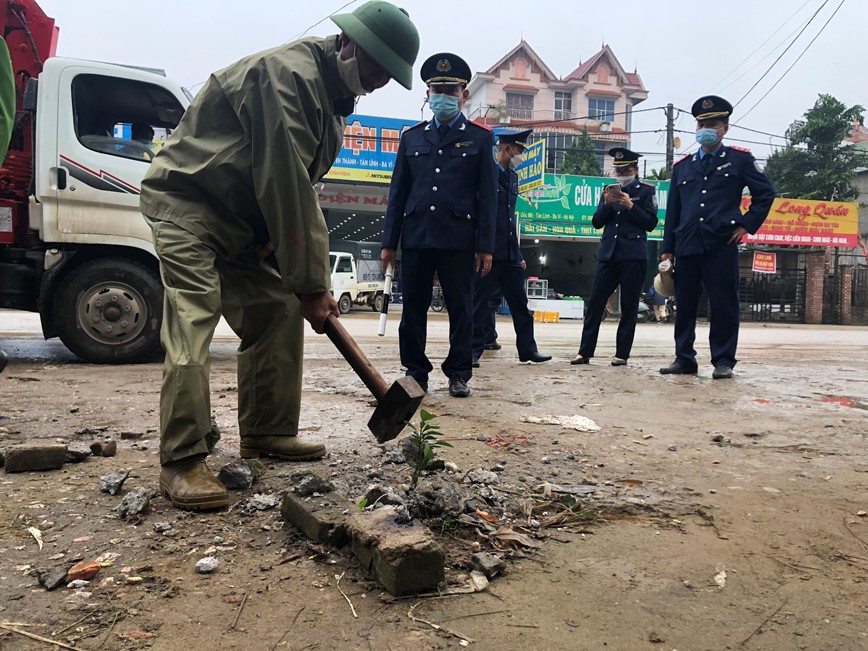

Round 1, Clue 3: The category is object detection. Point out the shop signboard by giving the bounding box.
[325,114,419,184]
[743,197,859,247]
[515,140,545,193]
[517,174,669,240]
[752,251,777,273]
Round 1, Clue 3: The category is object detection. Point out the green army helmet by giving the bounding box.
[331,1,420,90]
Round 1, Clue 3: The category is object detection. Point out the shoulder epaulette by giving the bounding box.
[406,120,428,131]
[640,181,655,187]
[729,145,751,153]
[674,154,691,166]
[466,120,492,131]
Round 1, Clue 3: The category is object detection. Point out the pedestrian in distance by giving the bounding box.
[572,147,658,367]
[472,128,551,368]
[659,95,775,379]
[381,52,497,398]
[140,1,420,510]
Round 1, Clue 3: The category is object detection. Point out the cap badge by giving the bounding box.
[702,98,713,109]
[436,59,451,72]
[615,151,624,159]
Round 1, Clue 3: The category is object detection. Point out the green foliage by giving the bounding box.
[405,410,452,490]
[560,127,602,176]
[765,94,868,201]
[647,167,670,181]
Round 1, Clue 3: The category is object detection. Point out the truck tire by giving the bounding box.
[373,292,384,312]
[53,258,163,364]
[338,293,352,314]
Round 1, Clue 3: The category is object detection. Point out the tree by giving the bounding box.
[561,126,602,176]
[647,167,670,180]
[765,94,868,201]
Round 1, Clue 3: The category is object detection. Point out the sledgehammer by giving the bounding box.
[324,314,424,443]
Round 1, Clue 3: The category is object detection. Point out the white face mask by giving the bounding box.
[336,46,368,97]
[509,153,524,169]
[615,174,636,187]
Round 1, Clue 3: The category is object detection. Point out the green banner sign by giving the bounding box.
[517,174,670,241]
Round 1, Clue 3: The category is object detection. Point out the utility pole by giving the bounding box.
[665,103,675,176]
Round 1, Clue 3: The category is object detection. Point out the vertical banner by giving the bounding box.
[752,251,777,273]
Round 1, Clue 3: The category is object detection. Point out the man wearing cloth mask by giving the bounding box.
[140,1,420,510]
[571,148,658,366]
[381,53,497,398]
[660,95,775,379]
[471,129,551,368]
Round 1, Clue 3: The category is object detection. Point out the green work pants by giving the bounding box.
[146,218,303,466]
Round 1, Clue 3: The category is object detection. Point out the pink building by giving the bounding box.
[465,41,648,175]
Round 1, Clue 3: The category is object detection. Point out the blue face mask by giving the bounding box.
[429,93,460,121]
[695,128,721,148]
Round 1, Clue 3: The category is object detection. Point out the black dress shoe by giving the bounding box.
[519,351,552,363]
[448,378,470,398]
[712,365,733,379]
[471,357,480,368]
[611,358,627,366]
[659,361,698,375]
[483,342,502,350]
[570,355,590,365]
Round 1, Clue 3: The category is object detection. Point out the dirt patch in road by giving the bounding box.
[1,322,867,650]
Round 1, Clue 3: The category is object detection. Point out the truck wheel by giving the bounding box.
[373,293,384,312]
[53,258,163,364]
[338,293,352,314]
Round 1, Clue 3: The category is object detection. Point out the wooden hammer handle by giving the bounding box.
[324,314,389,400]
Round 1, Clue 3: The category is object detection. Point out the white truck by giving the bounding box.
[0,1,190,363]
[329,241,386,314]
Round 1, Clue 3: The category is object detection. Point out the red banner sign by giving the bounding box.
[742,197,859,247]
[752,251,777,273]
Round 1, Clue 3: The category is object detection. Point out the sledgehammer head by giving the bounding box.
[368,376,425,443]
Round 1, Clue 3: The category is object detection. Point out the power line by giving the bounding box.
[733,0,831,108]
[290,0,361,42]
[739,0,848,121]
[712,0,814,90]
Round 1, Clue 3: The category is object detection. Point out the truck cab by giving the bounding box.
[0,42,190,362]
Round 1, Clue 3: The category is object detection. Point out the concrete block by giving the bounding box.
[347,506,445,596]
[4,444,67,473]
[280,492,351,547]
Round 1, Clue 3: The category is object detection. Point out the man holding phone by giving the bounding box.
[660,95,775,379]
[571,148,658,366]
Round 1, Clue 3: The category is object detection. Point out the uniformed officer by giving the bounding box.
[140,1,420,510]
[472,129,551,367]
[660,95,775,379]
[381,53,497,398]
[571,148,658,366]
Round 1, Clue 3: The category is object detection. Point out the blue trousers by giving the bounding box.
[578,259,646,360]
[673,246,740,368]
[473,262,537,360]
[399,249,474,384]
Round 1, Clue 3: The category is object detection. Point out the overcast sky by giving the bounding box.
[40,0,867,171]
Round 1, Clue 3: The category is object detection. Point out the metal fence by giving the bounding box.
[739,269,806,323]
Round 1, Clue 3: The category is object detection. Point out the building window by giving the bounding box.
[554,91,573,121]
[588,98,615,122]
[506,92,534,120]
[514,58,528,80]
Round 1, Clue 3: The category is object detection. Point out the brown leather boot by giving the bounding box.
[239,436,326,461]
[160,459,230,510]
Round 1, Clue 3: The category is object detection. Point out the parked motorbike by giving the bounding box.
[430,286,445,312]
[641,293,675,323]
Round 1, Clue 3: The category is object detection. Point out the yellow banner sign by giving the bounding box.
[743,197,859,247]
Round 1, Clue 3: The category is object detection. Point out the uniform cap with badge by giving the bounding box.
[420,52,472,87]
[331,1,420,90]
[691,95,733,121]
[608,147,641,167]
[495,128,533,148]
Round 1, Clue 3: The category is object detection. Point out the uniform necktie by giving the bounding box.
[703,154,715,173]
[438,123,449,141]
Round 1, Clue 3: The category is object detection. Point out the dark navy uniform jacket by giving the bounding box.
[494,165,523,266]
[592,179,658,262]
[382,114,497,253]
[663,145,775,256]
